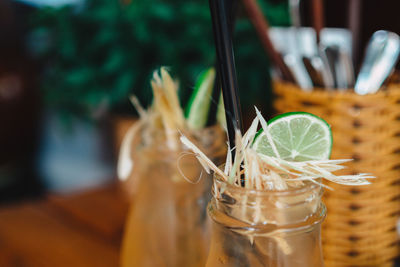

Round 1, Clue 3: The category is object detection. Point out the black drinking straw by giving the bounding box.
[207,0,238,127]
[209,0,243,154]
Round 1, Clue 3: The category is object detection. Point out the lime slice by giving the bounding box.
[185,68,216,130]
[252,112,332,161]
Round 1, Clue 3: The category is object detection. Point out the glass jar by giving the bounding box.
[120,125,225,267]
[205,176,326,267]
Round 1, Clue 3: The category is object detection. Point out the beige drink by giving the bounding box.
[121,150,209,266]
[121,126,225,267]
[205,177,325,267]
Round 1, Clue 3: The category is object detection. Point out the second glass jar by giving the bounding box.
[121,126,225,267]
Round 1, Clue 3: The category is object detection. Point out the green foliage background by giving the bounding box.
[32,0,289,119]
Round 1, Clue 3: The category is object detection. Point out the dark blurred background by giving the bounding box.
[1,0,400,202]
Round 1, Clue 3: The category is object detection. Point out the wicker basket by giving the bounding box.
[273,81,400,267]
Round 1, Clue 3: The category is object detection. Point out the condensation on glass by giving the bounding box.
[206,176,326,267]
[121,125,225,267]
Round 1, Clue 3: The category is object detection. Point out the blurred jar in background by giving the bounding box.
[120,124,226,267]
[0,0,42,202]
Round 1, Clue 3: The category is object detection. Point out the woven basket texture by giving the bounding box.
[273,81,400,267]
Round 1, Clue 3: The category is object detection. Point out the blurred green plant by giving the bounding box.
[31,0,289,120]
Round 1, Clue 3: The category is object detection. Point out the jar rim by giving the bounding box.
[136,123,225,160]
[214,171,321,197]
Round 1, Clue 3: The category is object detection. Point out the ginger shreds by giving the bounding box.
[118,68,191,181]
[159,68,185,126]
[180,109,374,191]
[180,135,228,180]
[224,144,232,176]
[129,95,147,119]
[255,107,280,159]
[150,69,184,150]
[117,120,144,181]
[125,68,187,152]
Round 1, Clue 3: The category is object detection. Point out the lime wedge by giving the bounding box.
[252,112,332,161]
[185,68,216,130]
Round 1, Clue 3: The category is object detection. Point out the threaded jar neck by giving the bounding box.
[209,176,326,229]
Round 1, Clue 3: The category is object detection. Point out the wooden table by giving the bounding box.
[0,183,398,267]
[0,183,129,267]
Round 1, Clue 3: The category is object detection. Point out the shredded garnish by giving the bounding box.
[150,67,185,150]
[180,107,374,190]
[117,67,187,181]
[118,67,226,182]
